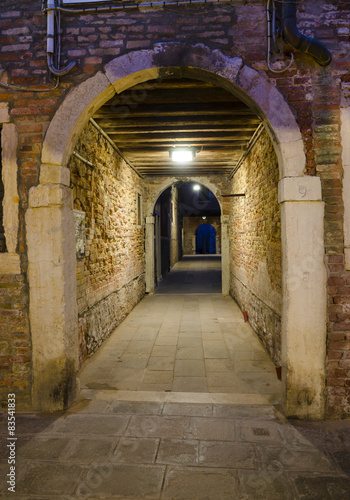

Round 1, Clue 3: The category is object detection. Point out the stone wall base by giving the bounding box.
[230,273,282,366]
[78,274,145,365]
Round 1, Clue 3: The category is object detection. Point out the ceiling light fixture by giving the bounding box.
[193,184,201,191]
[170,147,195,163]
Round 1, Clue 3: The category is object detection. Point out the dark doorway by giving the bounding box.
[195,224,216,254]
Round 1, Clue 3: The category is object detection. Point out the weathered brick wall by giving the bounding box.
[0,0,349,415]
[0,275,30,409]
[183,216,221,255]
[68,122,145,365]
[230,129,282,365]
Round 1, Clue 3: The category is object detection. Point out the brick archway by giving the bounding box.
[28,43,327,418]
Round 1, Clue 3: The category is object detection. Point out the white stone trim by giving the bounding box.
[280,200,327,419]
[341,107,350,270]
[0,109,20,273]
[278,176,322,203]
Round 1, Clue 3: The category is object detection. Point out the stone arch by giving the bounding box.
[145,178,226,294]
[146,177,223,217]
[42,42,305,180]
[28,42,327,419]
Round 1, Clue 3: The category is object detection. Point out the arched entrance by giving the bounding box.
[27,43,327,418]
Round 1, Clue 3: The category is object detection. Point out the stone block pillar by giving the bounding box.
[145,216,155,293]
[279,177,327,419]
[26,166,79,411]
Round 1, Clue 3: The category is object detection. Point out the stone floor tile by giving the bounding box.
[77,463,165,498]
[291,475,350,500]
[62,437,116,461]
[178,330,203,338]
[213,404,276,420]
[54,414,130,436]
[154,337,178,346]
[199,441,257,468]
[180,321,202,332]
[161,466,238,500]
[172,377,208,392]
[205,358,235,372]
[17,463,86,496]
[203,347,230,359]
[151,345,177,357]
[113,437,159,463]
[66,399,110,414]
[256,445,337,472]
[174,359,205,377]
[142,370,174,385]
[207,372,242,387]
[162,402,213,417]
[330,450,350,476]
[157,439,199,465]
[177,337,202,348]
[9,414,61,435]
[17,437,71,459]
[107,367,146,384]
[114,353,149,370]
[109,401,164,415]
[175,347,203,360]
[126,415,190,438]
[186,417,235,441]
[147,357,175,371]
[238,471,295,499]
[124,340,154,354]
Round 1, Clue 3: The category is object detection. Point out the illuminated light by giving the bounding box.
[193,184,200,191]
[170,147,195,163]
[202,216,207,220]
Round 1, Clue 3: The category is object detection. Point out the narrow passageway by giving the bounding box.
[78,254,281,404]
[155,255,222,295]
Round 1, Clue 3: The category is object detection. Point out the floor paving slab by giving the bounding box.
[53,414,130,436]
[16,463,87,496]
[185,417,236,441]
[77,463,165,498]
[161,466,238,500]
[238,471,295,500]
[199,441,258,468]
[156,439,199,465]
[113,437,159,464]
[291,475,350,500]
[126,415,190,439]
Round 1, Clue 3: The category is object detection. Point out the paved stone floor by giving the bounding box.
[155,255,222,295]
[0,256,349,499]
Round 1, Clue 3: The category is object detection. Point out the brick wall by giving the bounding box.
[0,0,349,415]
[0,274,30,409]
[68,122,145,365]
[183,216,221,255]
[230,129,282,365]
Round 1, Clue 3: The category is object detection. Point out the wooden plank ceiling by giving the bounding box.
[92,78,262,176]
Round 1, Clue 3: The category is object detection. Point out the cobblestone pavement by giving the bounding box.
[1,257,349,498]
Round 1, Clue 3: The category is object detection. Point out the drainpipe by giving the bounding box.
[280,1,332,66]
